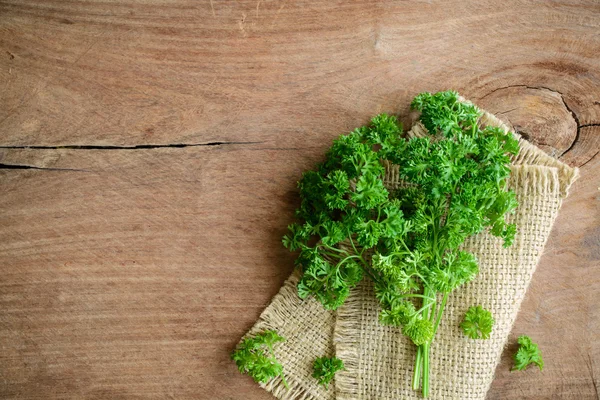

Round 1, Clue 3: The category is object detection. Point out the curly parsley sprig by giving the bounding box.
[513,335,544,371]
[231,330,289,388]
[283,90,520,397]
[312,356,345,388]
[461,305,494,339]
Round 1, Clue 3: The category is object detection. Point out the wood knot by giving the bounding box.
[477,86,578,159]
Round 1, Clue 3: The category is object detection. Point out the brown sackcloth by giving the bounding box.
[240,103,579,400]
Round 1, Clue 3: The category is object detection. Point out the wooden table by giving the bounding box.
[1,1,598,399]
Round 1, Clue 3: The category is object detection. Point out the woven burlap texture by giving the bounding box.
[241,104,579,400]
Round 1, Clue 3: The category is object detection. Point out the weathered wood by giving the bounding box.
[0,146,311,399]
[1,0,598,399]
[488,155,600,400]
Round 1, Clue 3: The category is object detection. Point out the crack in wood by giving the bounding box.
[552,87,581,157]
[0,141,264,151]
[496,107,520,115]
[0,142,265,171]
[0,141,265,171]
[0,163,91,172]
[579,150,599,169]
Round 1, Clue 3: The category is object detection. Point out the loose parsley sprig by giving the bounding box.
[513,335,544,371]
[231,330,289,388]
[283,90,520,397]
[312,356,345,388]
[461,305,494,339]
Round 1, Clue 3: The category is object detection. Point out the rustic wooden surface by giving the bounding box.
[0,1,598,399]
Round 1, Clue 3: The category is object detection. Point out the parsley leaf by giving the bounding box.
[231,330,289,388]
[461,305,494,339]
[312,356,345,388]
[513,335,544,371]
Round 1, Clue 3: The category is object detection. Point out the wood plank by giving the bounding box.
[0,145,312,399]
[1,0,599,150]
[0,144,598,399]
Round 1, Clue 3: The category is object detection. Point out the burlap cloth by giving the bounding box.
[242,104,579,400]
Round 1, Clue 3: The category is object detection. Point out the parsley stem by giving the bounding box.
[412,345,422,390]
[335,255,362,268]
[363,267,379,285]
[321,250,344,259]
[322,245,348,254]
[399,293,435,301]
[347,233,360,255]
[433,292,449,334]
[430,297,437,324]
[397,238,412,254]
[414,272,434,291]
[345,234,372,274]
[422,287,433,320]
[389,250,411,258]
[422,341,430,397]
[420,286,435,398]
[413,302,434,316]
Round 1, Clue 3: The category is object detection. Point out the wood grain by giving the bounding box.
[1,0,598,399]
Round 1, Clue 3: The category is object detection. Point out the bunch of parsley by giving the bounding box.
[283,90,519,397]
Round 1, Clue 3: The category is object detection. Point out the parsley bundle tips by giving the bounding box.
[283,90,520,397]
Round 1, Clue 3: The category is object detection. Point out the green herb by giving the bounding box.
[461,305,494,339]
[283,90,519,397]
[513,335,544,371]
[313,356,345,388]
[231,330,288,388]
